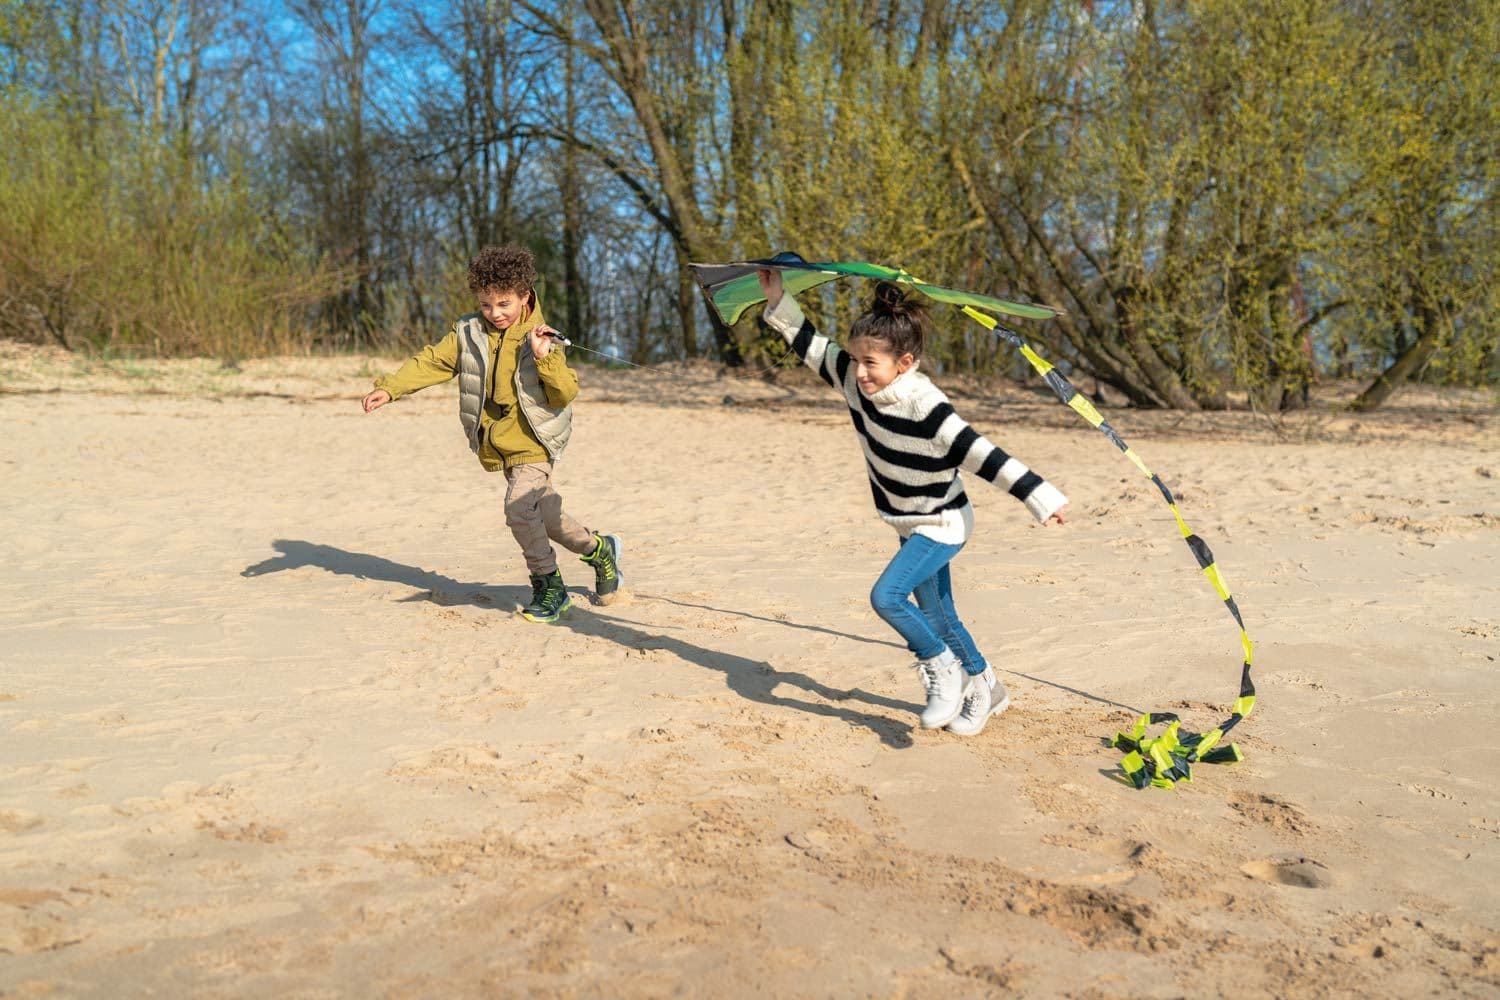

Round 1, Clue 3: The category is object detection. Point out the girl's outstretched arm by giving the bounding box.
[934,410,1069,524]
[757,269,855,397]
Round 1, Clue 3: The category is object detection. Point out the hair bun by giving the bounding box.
[873,281,908,315]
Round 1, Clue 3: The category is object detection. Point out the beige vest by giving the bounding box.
[455,315,573,461]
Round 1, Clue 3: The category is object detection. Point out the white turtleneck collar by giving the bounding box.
[865,363,927,407]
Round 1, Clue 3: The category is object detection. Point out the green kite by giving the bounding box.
[690,252,1063,327]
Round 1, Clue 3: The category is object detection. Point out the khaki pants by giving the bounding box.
[503,461,594,576]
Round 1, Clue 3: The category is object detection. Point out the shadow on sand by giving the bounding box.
[242,539,919,748]
[242,539,530,607]
[638,593,903,650]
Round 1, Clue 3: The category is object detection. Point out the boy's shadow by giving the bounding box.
[242,539,918,748]
[242,539,530,607]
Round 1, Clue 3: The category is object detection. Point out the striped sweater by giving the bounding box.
[765,295,1067,543]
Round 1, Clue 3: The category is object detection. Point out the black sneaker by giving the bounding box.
[580,534,624,604]
[525,573,547,610]
[520,570,571,623]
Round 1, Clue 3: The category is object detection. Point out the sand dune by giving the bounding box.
[2,345,1497,996]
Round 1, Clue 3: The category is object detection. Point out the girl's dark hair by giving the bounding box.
[467,244,538,295]
[848,281,930,359]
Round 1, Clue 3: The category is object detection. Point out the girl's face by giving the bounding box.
[478,287,532,330]
[848,336,916,395]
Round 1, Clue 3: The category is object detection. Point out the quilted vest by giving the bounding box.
[455,315,573,461]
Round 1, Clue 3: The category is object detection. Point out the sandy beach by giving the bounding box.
[2,343,1497,997]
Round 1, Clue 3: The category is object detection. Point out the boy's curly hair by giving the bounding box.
[467,245,538,295]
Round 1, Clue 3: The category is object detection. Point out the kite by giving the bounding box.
[688,252,1255,789]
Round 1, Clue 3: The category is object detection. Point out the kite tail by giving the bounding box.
[959,306,1256,790]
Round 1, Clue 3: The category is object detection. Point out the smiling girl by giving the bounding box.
[757,269,1068,736]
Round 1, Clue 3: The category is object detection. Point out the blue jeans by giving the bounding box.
[869,534,988,676]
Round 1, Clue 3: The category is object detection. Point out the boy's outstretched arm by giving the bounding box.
[362,329,462,410]
[757,269,852,395]
[935,413,1069,525]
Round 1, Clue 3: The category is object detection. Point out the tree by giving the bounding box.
[284,0,385,344]
[1344,0,1499,409]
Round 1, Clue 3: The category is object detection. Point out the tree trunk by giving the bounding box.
[1351,302,1444,410]
[1116,286,1202,409]
[560,0,586,338]
[676,263,698,360]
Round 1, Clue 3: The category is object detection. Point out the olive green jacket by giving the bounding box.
[373,294,578,470]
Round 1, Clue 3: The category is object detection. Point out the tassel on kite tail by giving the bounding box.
[957,305,1256,789]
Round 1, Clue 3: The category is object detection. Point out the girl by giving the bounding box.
[758,270,1068,735]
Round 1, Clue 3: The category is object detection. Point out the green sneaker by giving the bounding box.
[525,573,547,610]
[519,570,571,623]
[580,533,624,605]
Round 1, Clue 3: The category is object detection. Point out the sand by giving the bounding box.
[2,343,1497,997]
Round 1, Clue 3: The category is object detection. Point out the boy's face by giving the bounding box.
[477,287,531,330]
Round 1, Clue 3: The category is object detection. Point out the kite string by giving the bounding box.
[564,340,799,384]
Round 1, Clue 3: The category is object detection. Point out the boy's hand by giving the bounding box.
[530,323,557,359]
[1045,505,1069,526]
[757,268,783,310]
[362,388,391,413]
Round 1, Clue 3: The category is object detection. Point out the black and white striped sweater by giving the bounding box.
[765,295,1067,543]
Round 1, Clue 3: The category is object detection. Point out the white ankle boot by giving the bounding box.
[946,666,1011,737]
[914,649,970,729]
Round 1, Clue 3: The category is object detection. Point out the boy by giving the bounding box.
[361,245,623,622]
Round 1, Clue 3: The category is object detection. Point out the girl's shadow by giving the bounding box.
[556,610,917,748]
[242,539,918,747]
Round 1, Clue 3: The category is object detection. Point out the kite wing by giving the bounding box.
[688,252,1254,791]
[688,252,1062,327]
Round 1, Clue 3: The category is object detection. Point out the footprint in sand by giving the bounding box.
[1405,783,1466,805]
[1240,857,1333,889]
[0,809,44,833]
[388,743,503,781]
[1229,791,1317,836]
[784,828,833,860]
[1468,817,1499,837]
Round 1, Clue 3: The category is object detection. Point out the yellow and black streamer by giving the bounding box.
[959,306,1256,789]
